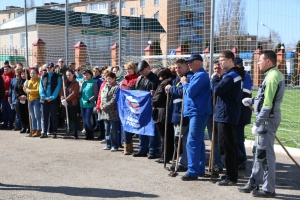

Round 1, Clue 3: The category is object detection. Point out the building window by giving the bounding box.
[122,2,126,9]
[154,0,159,6]
[122,18,130,28]
[154,12,159,20]
[82,15,90,25]
[130,8,136,16]
[140,0,145,7]
[20,33,26,48]
[87,3,108,11]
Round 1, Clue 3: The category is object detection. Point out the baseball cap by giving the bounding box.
[234,57,243,65]
[137,60,149,73]
[46,62,55,68]
[83,69,93,76]
[186,54,203,63]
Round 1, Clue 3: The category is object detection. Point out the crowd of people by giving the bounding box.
[0,50,284,198]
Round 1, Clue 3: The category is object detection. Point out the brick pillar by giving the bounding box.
[298,53,300,86]
[111,43,118,67]
[175,46,183,55]
[204,47,210,72]
[253,48,262,87]
[74,41,87,68]
[32,38,46,66]
[231,47,239,57]
[277,50,286,75]
[144,45,155,65]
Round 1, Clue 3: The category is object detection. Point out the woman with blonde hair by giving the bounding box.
[24,68,42,137]
[120,62,139,155]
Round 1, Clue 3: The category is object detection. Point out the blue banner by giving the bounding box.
[117,89,155,136]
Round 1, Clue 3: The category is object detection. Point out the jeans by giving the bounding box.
[207,116,224,168]
[13,103,22,129]
[29,99,42,131]
[81,107,93,131]
[42,100,58,133]
[187,114,209,177]
[104,120,119,149]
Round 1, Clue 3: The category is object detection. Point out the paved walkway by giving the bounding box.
[0,130,299,200]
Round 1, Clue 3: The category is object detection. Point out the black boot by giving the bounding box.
[20,125,27,134]
[89,130,94,140]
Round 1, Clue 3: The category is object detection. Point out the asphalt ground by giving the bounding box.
[0,130,300,200]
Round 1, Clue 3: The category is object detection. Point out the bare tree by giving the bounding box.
[216,0,247,51]
[27,0,35,8]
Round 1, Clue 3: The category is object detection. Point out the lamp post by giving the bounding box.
[261,23,272,49]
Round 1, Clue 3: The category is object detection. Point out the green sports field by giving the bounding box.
[245,88,300,148]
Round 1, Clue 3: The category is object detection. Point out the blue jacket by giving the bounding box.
[239,70,252,125]
[8,77,18,105]
[183,68,211,117]
[39,71,62,101]
[169,71,193,125]
[212,67,244,125]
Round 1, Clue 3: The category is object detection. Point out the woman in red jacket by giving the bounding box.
[120,62,139,155]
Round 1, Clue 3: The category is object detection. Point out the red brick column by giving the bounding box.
[253,48,262,86]
[32,38,46,66]
[175,46,183,56]
[277,50,286,76]
[111,43,118,67]
[74,41,87,68]
[231,47,239,58]
[144,45,155,65]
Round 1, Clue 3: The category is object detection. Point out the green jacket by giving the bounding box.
[80,78,98,108]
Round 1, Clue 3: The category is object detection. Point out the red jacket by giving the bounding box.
[2,71,14,100]
[96,80,107,111]
[120,74,139,90]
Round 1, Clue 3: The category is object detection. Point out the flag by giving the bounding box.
[117,89,155,136]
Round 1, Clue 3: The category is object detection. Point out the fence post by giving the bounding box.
[32,38,46,66]
[74,41,87,68]
[111,43,118,67]
[253,48,262,87]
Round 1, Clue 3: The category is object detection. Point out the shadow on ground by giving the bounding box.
[0,183,159,199]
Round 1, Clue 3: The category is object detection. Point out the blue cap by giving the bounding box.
[46,62,55,68]
[234,57,243,65]
[186,54,203,63]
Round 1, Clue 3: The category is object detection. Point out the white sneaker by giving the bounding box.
[111,147,117,152]
[81,129,86,134]
[100,139,106,144]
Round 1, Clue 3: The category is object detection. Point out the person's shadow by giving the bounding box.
[0,183,159,198]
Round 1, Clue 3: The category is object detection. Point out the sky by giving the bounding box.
[1,0,299,49]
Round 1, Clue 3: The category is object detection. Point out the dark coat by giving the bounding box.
[14,78,27,102]
[60,78,80,107]
[212,67,245,125]
[152,77,173,123]
[0,76,4,100]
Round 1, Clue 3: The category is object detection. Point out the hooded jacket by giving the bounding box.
[2,70,14,100]
[212,66,245,125]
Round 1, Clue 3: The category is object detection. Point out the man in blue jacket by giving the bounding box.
[165,59,193,171]
[180,54,212,180]
[39,62,62,138]
[234,57,252,170]
[212,50,245,185]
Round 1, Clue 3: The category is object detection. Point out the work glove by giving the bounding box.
[24,80,28,87]
[251,125,259,136]
[242,98,253,106]
[61,99,68,107]
[25,88,31,93]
